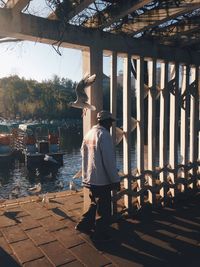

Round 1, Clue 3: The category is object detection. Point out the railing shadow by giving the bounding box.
[93,193,200,267]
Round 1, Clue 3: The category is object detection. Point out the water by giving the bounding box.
[0,125,129,198]
[0,128,138,199]
[0,124,182,200]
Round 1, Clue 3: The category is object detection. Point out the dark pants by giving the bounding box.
[78,185,112,234]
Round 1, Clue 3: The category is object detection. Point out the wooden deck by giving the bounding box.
[0,190,200,267]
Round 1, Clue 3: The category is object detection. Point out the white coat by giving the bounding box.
[81,125,120,186]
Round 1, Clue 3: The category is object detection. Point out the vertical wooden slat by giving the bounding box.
[123,54,132,211]
[110,51,117,146]
[159,61,169,202]
[82,46,103,212]
[110,51,118,214]
[136,57,145,207]
[197,67,200,174]
[196,67,200,176]
[190,66,198,189]
[169,63,179,197]
[147,58,156,204]
[180,65,190,190]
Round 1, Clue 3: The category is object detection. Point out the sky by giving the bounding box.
[0,1,113,83]
[0,40,83,82]
[0,40,113,83]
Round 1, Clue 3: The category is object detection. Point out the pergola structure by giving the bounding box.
[0,0,199,212]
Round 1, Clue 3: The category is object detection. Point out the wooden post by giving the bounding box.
[110,51,117,147]
[147,58,156,205]
[180,65,190,190]
[136,57,145,207]
[169,63,179,198]
[123,54,132,211]
[159,61,169,203]
[82,46,103,212]
[190,66,199,189]
[110,51,118,214]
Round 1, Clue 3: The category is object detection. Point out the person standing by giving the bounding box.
[75,110,120,241]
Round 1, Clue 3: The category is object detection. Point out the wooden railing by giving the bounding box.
[108,53,199,212]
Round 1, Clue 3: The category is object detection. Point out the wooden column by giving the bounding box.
[136,57,145,207]
[190,66,199,189]
[180,65,190,190]
[110,51,118,214]
[110,51,117,147]
[82,46,103,212]
[123,54,132,211]
[169,63,179,197]
[147,58,157,204]
[197,67,200,175]
[159,61,169,202]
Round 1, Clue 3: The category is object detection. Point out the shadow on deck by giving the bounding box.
[0,190,200,266]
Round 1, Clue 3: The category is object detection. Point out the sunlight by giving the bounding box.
[0,41,82,82]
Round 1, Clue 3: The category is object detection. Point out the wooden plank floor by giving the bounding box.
[0,190,200,267]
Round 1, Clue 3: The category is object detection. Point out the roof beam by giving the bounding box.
[83,0,152,29]
[6,0,30,13]
[119,1,200,36]
[67,0,95,20]
[0,8,199,65]
[49,0,95,21]
[180,30,200,48]
[150,14,200,36]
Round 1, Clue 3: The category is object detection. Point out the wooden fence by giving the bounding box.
[108,53,200,212]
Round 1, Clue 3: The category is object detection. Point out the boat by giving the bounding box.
[0,121,18,165]
[14,122,64,170]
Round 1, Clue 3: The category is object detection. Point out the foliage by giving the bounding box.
[0,74,137,121]
[0,75,82,120]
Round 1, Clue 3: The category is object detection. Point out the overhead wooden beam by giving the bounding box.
[6,0,30,13]
[49,0,95,21]
[152,21,200,38]
[166,27,200,45]
[66,0,95,20]
[153,23,200,46]
[181,31,200,48]
[0,8,199,65]
[83,0,152,29]
[119,1,200,36]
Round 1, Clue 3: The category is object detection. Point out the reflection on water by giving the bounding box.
[0,129,138,199]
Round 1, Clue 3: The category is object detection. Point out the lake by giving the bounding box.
[0,128,137,200]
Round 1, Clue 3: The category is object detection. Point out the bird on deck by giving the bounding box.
[28,182,42,194]
[68,73,96,116]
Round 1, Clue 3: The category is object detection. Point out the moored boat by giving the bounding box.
[0,121,18,165]
[15,122,64,169]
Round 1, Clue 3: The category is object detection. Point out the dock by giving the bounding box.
[0,190,200,267]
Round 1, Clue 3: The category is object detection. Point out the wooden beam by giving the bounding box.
[180,31,200,47]
[151,16,200,37]
[123,54,132,211]
[0,9,199,65]
[136,56,145,207]
[147,58,157,204]
[169,63,179,197]
[82,46,103,212]
[83,0,152,29]
[160,27,200,46]
[6,0,30,13]
[119,2,200,36]
[159,61,169,203]
[49,0,95,21]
